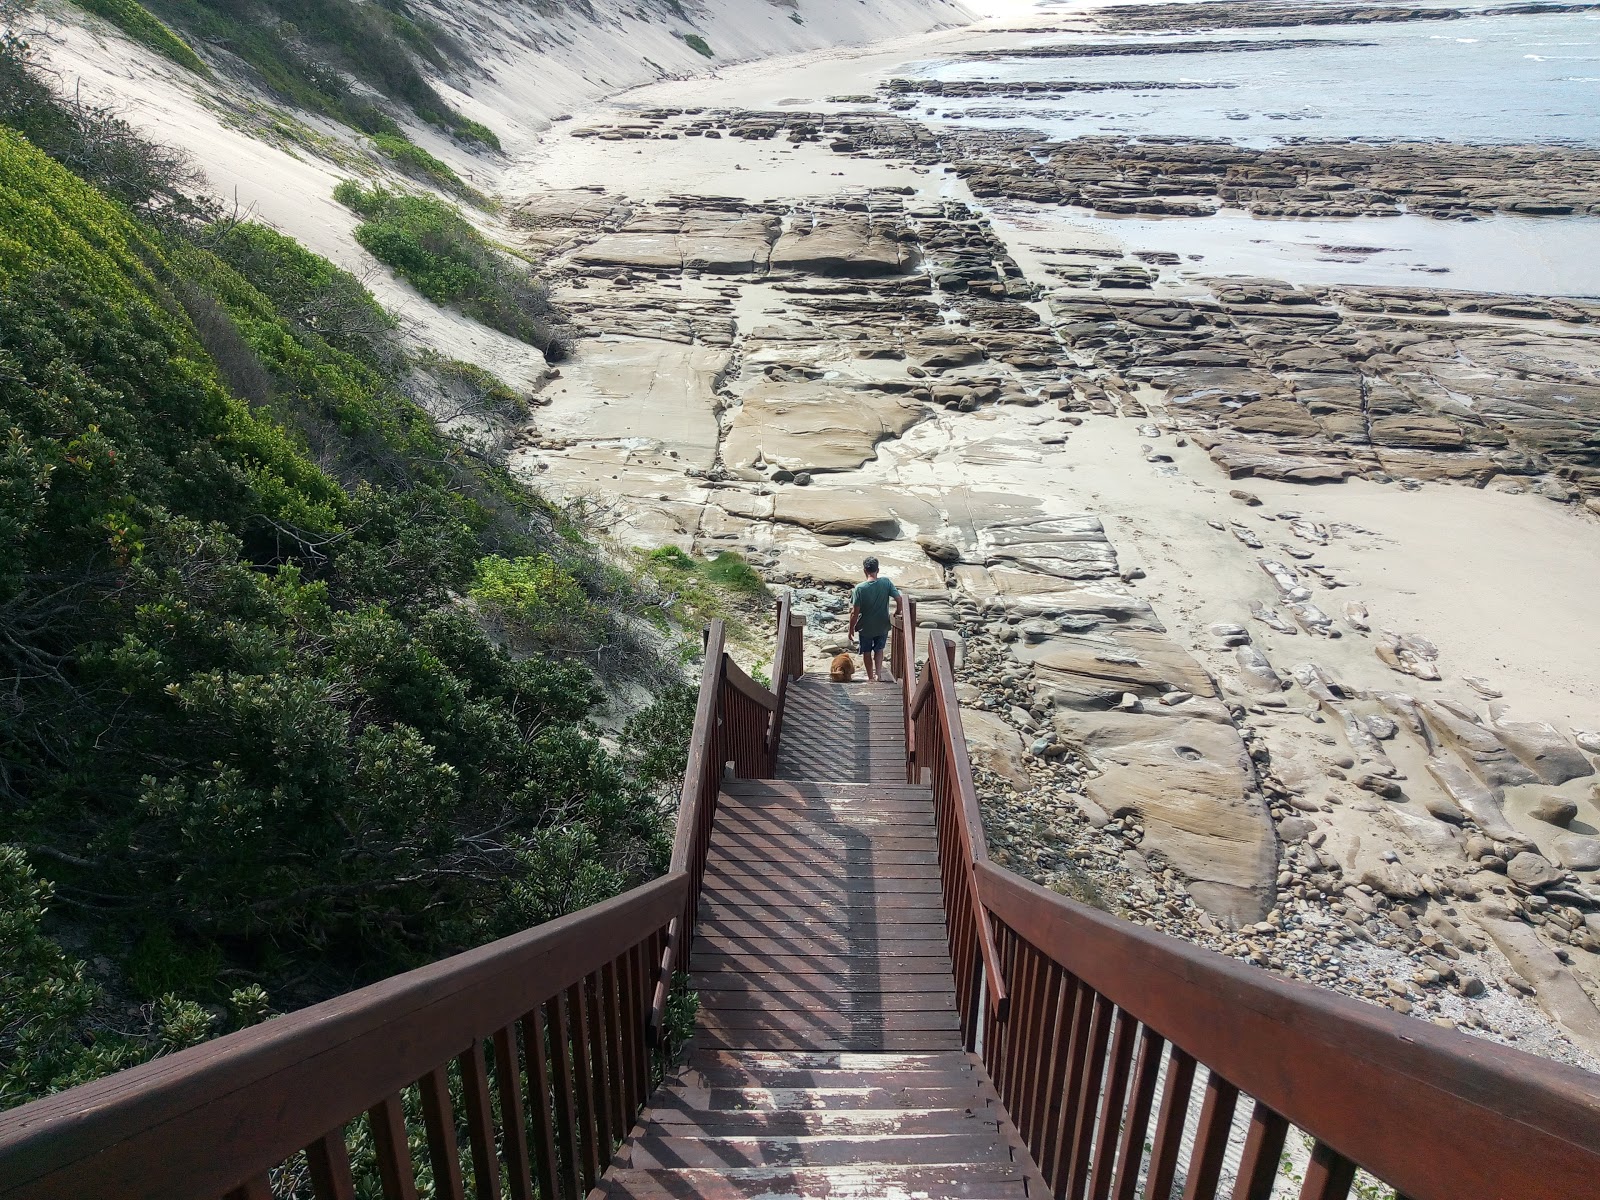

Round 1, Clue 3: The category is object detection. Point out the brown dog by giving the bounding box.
[829,653,856,683]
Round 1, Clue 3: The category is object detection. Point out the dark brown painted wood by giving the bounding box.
[419,1064,466,1200]
[1145,1047,1197,1200]
[458,1042,501,1200]
[1232,1102,1291,1200]
[368,1094,419,1200]
[491,1026,534,1200]
[306,1130,356,1200]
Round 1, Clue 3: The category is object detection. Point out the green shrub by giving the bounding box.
[73,0,208,74]
[335,182,569,360]
[682,33,714,58]
[0,116,676,1105]
[471,554,598,646]
[372,132,483,203]
[704,550,767,597]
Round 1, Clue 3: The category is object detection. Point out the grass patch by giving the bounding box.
[681,33,714,58]
[73,0,209,74]
[334,181,568,360]
[371,132,488,207]
[636,546,770,640]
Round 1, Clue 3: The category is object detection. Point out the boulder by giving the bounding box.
[1488,704,1595,785]
[1528,796,1579,827]
[961,709,1030,788]
[1075,711,1276,925]
[770,217,921,277]
[1506,852,1562,890]
[1554,835,1600,872]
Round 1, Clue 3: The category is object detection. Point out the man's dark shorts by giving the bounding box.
[859,632,887,655]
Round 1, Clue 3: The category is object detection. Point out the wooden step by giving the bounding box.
[597,1162,1030,1198]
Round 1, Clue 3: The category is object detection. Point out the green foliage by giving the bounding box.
[72,0,208,74]
[636,545,771,637]
[371,132,480,204]
[335,183,568,360]
[0,847,97,1106]
[140,0,501,150]
[0,106,679,1105]
[703,550,766,597]
[471,554,598,648]
[624,683,698,789]
[681,33,714,58]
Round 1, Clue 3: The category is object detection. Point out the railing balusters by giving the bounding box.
[568,981,603,1190]
[368,1093,420,1200]
[1145,1046,1197,1200]
[617,947,643,1124]
[1087,1007,1138,1200]
[1182,1071,1241,1200]
[1034,969,1078,1195]
[492,1026,534,1200]
[307,1128,357,1200]
[1299,1141,1358,1200]
[1111,1028,1166,1200]
[457,1041,501,1200]
[1045,975,1094,1190]
[601,958,626,1152]
[419,1065,467,1200]
[1067,992,1116,1200]
[521,1008,563,1200]
[1231,1101,1290,1200]
[1023,958,1066,1159]
[545,993,582,1199]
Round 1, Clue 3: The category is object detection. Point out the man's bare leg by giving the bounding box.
[871,648,888,682]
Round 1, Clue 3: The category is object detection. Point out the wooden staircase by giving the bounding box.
[602,680,1044,1197]
[5,599,1598,1200]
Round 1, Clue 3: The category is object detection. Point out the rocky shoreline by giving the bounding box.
[508,5,1600,1067]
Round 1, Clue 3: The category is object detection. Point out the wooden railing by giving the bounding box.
[890,592,918,777]
[0,877,681,1200]
[0,613,785,1200]
[646,616,780,1040]
[906,631,1600,1200]
[766,590,805,766]
[909,629,1009,1045]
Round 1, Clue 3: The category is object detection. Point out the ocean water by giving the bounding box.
[906,3,1600,293]
[919,10,1600,145]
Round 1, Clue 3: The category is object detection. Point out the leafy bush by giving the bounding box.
[0,114,675,1106]
[682,33,714,58]
[372,132,480,203]
[472,554,598,647]
[704,550,767,597]
[335,182,569,360]
[72,0,208,74]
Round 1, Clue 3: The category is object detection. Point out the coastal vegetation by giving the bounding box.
[71,0,207,74]
[138,0,502,150]
[335,181,569,360]
[0,19,694,1107]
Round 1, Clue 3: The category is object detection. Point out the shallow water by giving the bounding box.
[906,3,1600,290]
[919,11,1600,144]
[993,206,1600,295]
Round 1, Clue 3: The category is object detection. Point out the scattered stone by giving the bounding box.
[1506,852,1563,890]
[1528,796,1579,827]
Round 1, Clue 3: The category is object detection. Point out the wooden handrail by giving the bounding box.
[649,614,785,1039]
[767,591,804,764]
[978,861,1600,1200]
[909,629,1009,1038]
[891,593,917,780]
[722,655,776,709]
[0,875,685,1200]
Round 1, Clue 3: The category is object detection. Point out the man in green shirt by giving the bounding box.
[848,557,900,684]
